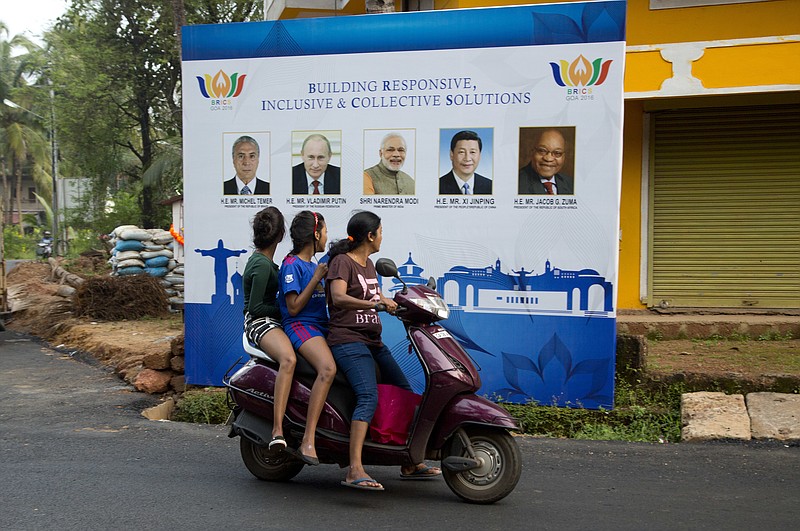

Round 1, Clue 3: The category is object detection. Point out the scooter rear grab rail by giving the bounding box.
[241,332,275,362]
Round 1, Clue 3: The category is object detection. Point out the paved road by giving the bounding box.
[2,330,799,530]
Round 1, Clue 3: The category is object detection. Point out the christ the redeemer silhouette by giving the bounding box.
[195,239,247,304]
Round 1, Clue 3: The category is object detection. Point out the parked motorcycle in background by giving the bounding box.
[35,231,53,260]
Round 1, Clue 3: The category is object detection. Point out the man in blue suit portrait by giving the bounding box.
[439,130,492,195]
[223,135,270,195]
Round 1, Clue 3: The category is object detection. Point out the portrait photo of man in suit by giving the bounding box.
[439,129,493,195]
[291,132,341,195]
[518,127,575,195]
[223,135,270,195]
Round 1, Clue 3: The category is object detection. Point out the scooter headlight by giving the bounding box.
[409,295,450,319]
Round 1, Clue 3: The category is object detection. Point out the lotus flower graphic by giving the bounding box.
[196,70,247,99]
[497,333,612,406]
[549,55,612,88]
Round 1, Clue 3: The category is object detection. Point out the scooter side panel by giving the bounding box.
[428,394,520,449]
[227,360,353,434]
[405,327,480,463]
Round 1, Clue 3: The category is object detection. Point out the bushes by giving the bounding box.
[172,388,229,424]
[2,226,38,259]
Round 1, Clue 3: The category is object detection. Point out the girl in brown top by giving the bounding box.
[326,211,440,491]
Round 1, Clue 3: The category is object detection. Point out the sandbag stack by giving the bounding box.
[163,263,185,310]
[108,225,184,310]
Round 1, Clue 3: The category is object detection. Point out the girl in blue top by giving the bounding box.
[278,211,336,465]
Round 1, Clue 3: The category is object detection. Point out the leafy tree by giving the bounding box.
[48,1,177,229]
[47,0,263,230]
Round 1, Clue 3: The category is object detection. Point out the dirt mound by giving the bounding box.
[55,318,182,365]
[74,275,170,320]
[65,253,112,278]
[6,262,73,337]
[5,260,184,394]
[7,262,58,298]
[644,337,800,393]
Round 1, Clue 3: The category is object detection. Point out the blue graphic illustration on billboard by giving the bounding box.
[186,246,615,409]
[383,253,614,408]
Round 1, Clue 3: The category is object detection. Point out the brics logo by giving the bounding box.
[549,55,612,100]
[196,70,247,110]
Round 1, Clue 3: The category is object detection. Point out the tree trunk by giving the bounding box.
[14,165,23,235]
[171,0,186,58]
[137,81,155,228]
[1,157,9,225]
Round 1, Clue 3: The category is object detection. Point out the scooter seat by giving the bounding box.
[247,342,356,421]
[294,354,356,421]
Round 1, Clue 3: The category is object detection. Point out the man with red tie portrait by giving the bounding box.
[292,133,342,195]
[518,127,575,195]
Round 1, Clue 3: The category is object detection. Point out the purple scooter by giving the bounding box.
[224,257,521,504]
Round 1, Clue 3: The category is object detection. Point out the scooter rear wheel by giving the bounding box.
[240,437,304,482]
[442,427,521,504]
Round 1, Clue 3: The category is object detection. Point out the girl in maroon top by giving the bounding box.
[326,211,440,491]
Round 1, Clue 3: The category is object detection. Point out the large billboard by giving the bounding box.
[181,2,627,408]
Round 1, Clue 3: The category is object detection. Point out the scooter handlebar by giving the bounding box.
[374,302,407,315]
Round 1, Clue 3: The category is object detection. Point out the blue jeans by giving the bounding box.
[330,342,411,423]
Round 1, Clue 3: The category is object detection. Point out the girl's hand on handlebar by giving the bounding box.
[382,298,398,314]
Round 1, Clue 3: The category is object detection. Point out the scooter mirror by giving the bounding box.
[426,277,436,290]
[375,258,399,278]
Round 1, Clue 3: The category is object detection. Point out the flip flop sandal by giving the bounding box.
[268,435,287,451]
[400,464,442,480]
[286,447,320,466]
[341,478,385,491]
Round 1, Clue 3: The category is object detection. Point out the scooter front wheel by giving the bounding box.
[240,437,304,482]
[442,427,521,504]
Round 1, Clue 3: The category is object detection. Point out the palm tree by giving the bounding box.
[2,116,49,233]
[0,22,51,233]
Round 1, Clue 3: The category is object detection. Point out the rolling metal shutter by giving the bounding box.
[649,104,800,309]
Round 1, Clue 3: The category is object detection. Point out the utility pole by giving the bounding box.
[49,84,59,253]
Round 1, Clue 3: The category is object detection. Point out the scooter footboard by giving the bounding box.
[229,409,273,447]
[429,395,520,449]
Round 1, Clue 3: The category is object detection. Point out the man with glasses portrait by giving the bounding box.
[518,128,574,195]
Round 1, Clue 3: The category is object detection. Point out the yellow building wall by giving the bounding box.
[695,42,800,88]
[618,101,644,309]
[624,51,671,93]
[625,0,800,46]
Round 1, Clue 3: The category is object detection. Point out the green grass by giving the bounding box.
[757,331,794,341]
[502,373,686,443]
[174,376,686,442]
[697,331,795,342]
[646,330,664,342]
